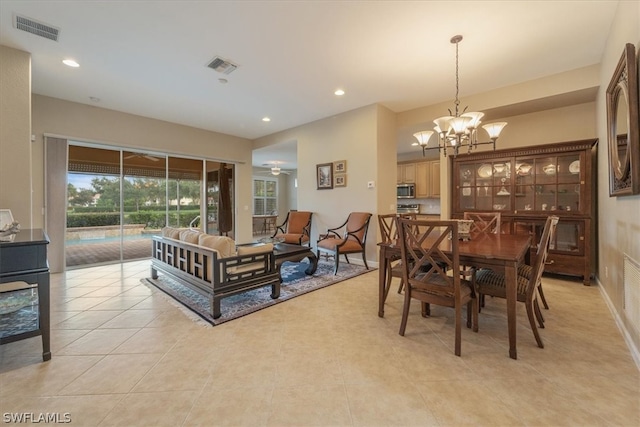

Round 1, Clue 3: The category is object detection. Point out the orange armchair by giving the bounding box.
[272,211,313,246]
[316,212,372,275]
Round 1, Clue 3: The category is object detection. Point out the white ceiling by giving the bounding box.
[0,1,619,169]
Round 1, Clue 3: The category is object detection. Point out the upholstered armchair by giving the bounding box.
[316,212,372,275]
[272,211,313,246]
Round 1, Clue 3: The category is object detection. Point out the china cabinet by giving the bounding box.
[452,139,597,285]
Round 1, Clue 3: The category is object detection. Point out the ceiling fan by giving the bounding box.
[258,162,291,176]
[123,152,161,162]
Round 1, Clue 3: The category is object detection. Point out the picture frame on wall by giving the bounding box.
[334,173,347,187]
[316,163,333,190]
[333,160,347,173]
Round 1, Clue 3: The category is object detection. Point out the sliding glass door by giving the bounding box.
[122,150,167,262]
[67,145,122,266]
[65,143,234,268]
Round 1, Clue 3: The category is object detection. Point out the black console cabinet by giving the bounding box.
[0,229,51,361]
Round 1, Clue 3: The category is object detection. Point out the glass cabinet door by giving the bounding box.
[513,152,582,214]
[514,157,535,212]
[515,219,584,256]
[456,159,512,212]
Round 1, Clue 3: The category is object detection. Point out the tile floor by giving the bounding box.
[0,260,638,426]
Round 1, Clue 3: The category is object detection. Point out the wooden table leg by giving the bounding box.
[505,260,518,359]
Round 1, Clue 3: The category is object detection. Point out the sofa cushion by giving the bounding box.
[179,229,203,244]
[236,243,273,256]
[229,243,274,275]
[198,234,236,258]
[161,226,182,239]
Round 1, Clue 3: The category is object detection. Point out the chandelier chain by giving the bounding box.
[454,38,460,116]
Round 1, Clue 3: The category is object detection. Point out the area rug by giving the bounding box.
[141,259,371,326]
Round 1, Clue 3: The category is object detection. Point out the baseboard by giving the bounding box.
[595,276,640,371]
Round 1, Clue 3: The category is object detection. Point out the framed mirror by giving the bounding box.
[606,43,639,196]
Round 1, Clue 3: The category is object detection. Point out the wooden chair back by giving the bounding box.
[463,212,501,235]
[397,218,459,298]
[378,213,416,244]
[528,215,559,298]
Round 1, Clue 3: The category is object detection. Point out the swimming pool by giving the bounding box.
[65,233,156,246]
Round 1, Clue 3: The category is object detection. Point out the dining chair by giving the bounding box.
[317,212,372,275]
[473,215,559,348]
[272,211,313,246]
[397,218,478,357]
[377,213,416,302]
[515,218,559,312]
[463,212,501,235]
[463,212,501,306]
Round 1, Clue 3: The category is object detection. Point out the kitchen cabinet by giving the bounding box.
[397,163,416,184]
[415,162,429,197]
[399,160,440,198]
[429,160,440,197]
[451,139,597,285]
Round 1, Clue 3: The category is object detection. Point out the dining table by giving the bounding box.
[378,232,532,359]
[252,214,278,235]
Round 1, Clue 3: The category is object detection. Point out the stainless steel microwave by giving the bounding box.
[397,183,415,199]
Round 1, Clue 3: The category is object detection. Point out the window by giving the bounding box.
[253,178,277,215]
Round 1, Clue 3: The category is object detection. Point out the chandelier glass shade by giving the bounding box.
[271,166,281,176]
[413,35,507,157]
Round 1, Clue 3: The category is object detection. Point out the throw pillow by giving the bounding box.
[198,234,236,258]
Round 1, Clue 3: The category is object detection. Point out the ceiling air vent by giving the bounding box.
[207,56,238,75]
[14,14,60,41]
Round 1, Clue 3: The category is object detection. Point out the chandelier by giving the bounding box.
[413,35,507,157]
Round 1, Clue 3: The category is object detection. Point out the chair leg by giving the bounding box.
[397,279,404,294]
[383,261,393,303]
[420,302,428,317]
[471,298,478,332]
[454,303,462,356]
[361,252,369,270]
[333,252,340,275]
[526,298,544,348]
[538,284,549,309]
[534,298,545,328]
[344,254,350,264]
[398,288,411,336]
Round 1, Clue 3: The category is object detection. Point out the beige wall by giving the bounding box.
[595,0,640,355]
[0,46,32,227]
[255,104,381,265]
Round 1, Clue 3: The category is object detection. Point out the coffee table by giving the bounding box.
[273,243,318,280]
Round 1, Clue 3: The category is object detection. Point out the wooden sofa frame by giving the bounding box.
[151,235,280,319]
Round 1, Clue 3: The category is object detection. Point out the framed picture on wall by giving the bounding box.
[316,163,333,190]
[334,173,347,187]
[333,160,347,173]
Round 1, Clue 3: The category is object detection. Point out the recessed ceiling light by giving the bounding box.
[89,96,100,102]
[218,78,228,84]
[262,117,271,122]
[334,89,345,96]
[62,59,79,67]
